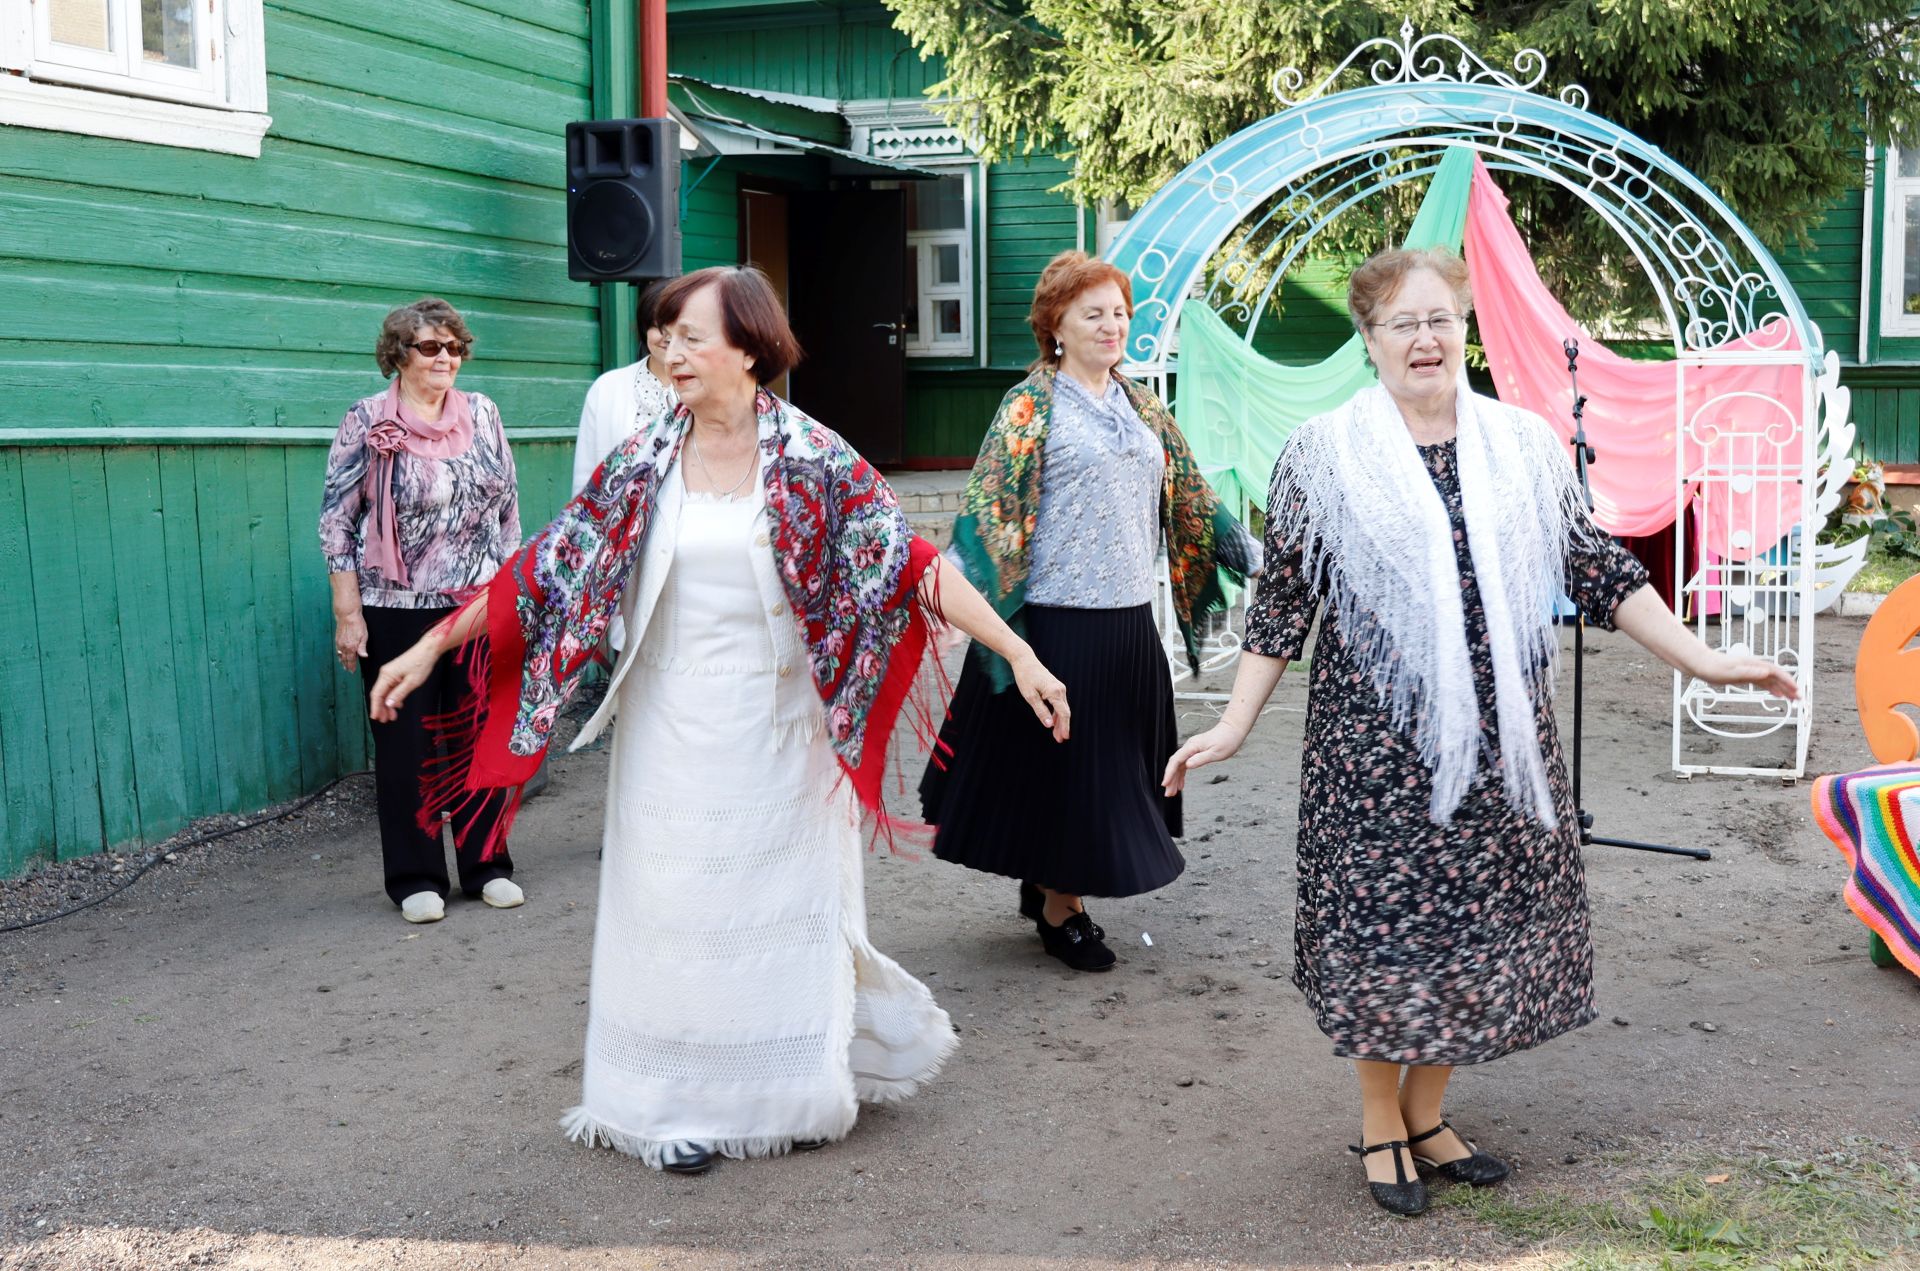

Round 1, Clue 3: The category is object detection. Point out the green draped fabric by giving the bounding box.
[1173,147,1476,514]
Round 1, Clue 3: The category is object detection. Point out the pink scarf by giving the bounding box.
[362,383,475,588]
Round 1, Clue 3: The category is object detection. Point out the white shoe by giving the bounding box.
[480,878,524,909]
[400,891,445,924]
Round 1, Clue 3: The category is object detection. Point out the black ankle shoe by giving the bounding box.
[1020,883,1103,938]
[1408,1119,1510,1186]
[1349,1140,1428,1216]
[790,1138,828,1153]
[660,1141,715,1175]
[1037,911,1116,972]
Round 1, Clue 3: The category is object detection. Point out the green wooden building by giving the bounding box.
[0,0,631,873]
[2,0,1915,873]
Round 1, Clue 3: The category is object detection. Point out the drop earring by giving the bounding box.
[1053,341,1063,358]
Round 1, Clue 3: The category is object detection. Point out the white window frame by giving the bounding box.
[0,0,270,157]
[905,168,976,358]
[1881,145,1920,337]
[1095,195,1133,258]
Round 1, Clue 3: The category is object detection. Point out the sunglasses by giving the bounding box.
[407,339,469,358]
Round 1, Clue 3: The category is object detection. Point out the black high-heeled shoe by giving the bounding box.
[1348,1140,1428,1216]
[1407,1119,1511,1187]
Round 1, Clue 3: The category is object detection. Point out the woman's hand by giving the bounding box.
[1162,721,1250,795]
[1011,649,1071,742]
[1692,650,1800,700]
[334,610,369,673]
[368,636,442,722]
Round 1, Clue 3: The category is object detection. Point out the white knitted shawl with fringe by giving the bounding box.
[1271,382,1579,827]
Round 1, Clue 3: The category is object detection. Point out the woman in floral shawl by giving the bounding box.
[919,251,1259,972]
[371,268,1070,1176]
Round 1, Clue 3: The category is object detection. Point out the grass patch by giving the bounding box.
[1846,543,1920,595]
[1441,1140,1918,1268]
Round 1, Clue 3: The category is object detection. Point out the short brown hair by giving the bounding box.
[1027,251,1133,369]
[654,266,803,385]
[375,298,473,378]
[1347,247,1472,332]
[635,277,670,337]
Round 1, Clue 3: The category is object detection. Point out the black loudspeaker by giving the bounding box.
[566,118,682,282]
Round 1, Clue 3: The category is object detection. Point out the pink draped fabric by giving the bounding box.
[1464,159,1803,562]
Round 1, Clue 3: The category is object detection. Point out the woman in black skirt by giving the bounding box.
[924,251,1259,971]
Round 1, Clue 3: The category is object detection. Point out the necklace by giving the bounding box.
[687,429,755,499]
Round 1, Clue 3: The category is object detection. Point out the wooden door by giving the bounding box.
[785,189,906,464]
[740,187,792,399]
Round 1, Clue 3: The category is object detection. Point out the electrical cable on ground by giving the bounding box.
[0,771,373,935]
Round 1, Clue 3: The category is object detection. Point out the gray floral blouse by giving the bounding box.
[1024,372,1166,608]
[318,389,521,610]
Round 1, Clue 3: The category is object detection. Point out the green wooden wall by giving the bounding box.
[0,0,609,873]
[668,5,945,101]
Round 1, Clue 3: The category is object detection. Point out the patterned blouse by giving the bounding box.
[319,389,521,610]
[1024,372,1166,608]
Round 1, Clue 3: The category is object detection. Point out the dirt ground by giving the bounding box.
[3,617,1918,1271]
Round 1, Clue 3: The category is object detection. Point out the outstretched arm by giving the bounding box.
[1161,651,1287,795]
[1609,585,1799,699]
[368,593,491,722]
[919,554,1071,742]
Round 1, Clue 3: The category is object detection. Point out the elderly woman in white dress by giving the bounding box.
[371,266,1071,1176]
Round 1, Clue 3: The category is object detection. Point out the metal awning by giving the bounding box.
[678,115,945,179]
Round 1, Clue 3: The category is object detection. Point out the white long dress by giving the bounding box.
[561,469,957,1167]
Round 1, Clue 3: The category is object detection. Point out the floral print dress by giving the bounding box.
[1243,439,1649,1065]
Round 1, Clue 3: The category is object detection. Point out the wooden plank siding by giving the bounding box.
[669,12,945,101]
[0,0,610,871]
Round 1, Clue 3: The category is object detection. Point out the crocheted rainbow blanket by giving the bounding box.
[1810,761,1920,977]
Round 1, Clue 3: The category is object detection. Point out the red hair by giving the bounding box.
[1027,251,1133,370]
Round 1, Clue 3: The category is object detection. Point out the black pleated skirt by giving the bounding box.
[919,603,1184,898]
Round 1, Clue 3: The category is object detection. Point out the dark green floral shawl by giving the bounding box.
[949,366,1254,688]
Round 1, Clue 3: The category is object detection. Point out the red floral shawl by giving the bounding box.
[422,390,940,858]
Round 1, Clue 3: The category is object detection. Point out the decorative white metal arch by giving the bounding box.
[1112,23,1859,778]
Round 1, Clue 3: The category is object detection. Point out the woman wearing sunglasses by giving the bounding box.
[319,297,524,924]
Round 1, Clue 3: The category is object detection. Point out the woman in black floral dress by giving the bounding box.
[1164,247,1798,1217]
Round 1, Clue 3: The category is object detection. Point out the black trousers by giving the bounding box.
[359,604,513,905]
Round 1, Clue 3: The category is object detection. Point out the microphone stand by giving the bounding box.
[1561,337,1709,861]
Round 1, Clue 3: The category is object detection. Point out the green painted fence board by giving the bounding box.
[0,184,580,306]
[285,449,340,788]
[267,83,563,189]
[192,449,270,811]
[244,452,302,805]
[19,451,106,857]
[155,449,220,817]
[0,451,53,872]
[0,265,594,364]
[70,450,141,849]
[101,449,190,842]
[270,0,590,86]
[0,344,595,433]
[456,0,589,39]
[0,130,567,248]
[268,11,588,137]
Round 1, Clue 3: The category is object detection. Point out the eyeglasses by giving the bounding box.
[1370,313,1465,338]
[407,339,469,358]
